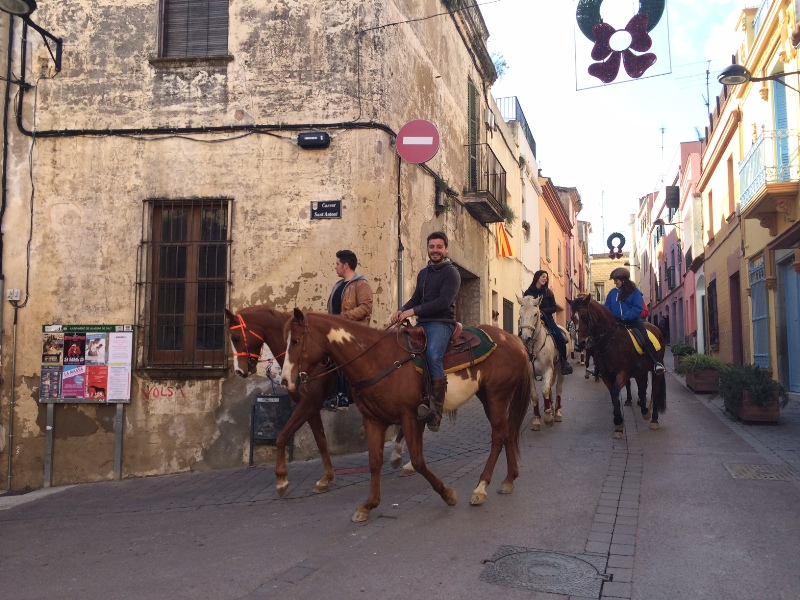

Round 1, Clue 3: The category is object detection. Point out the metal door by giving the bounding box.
[779,261,800,392]
[749,257,770,369]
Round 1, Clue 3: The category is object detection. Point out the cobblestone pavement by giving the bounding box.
[2,362,799,600]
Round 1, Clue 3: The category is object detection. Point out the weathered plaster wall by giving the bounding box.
[0,1,501,489]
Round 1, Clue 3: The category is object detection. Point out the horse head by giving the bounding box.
[570,294,595,352]
[517,294,543,348]
[225,307,268,378]
[281,308,326,393]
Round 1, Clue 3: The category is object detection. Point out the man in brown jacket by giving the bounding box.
[324,250,373,410]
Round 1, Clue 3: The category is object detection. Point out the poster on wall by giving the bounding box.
[39,325,133,404]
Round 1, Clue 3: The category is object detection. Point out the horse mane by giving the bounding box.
[239,304,291,321]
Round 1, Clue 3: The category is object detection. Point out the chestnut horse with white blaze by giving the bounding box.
[517,295,565,430]
[570,294,667,438]
[225,306,339,497]
[281,309,532,523]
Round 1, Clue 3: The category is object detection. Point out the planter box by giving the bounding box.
[686,369,719,393]
[673,354,684,371]
[724,390,781,423]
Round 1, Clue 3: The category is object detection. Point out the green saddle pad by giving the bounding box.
[408,326,498,374]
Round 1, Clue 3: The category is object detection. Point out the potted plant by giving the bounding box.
[675,353,724,393]
[719,364,789,422]
[670,341,696,371]
[500,203,517,227]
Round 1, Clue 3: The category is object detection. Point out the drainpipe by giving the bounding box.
[397,155,403,308]
[6,305,17,490]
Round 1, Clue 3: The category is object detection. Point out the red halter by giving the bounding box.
[229,313,268,368]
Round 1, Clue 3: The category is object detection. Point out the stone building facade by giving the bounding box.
[0,1,525,489]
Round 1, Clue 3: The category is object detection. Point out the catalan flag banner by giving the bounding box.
[496,223,514,258]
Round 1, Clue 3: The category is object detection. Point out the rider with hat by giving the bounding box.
[523,270,573,375]
[605,267,665,375]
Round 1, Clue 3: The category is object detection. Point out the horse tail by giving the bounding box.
[508,359,533,460]
[652,370,667,413]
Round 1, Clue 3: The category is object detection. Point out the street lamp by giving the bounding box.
[0,0,62,73]
[718,64,800,93]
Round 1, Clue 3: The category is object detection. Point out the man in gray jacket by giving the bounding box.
[390,232,461,431]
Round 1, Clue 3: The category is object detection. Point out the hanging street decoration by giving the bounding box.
[574,0,671,89]
[607,232,626,259]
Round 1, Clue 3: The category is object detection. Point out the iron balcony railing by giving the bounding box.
[739,128,800,208]
[467,142,507,207]
[495,96,537,158]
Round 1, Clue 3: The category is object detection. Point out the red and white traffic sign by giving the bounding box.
[396,119,440,164]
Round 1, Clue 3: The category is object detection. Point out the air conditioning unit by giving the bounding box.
[486,112,496,130]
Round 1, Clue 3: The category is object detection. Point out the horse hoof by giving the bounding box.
[555,409,563,422]
[470,491,487,505]
[544,415,554,427]
[497,482,514,495]
[390,455,402,470]
[314,480,330,494]
[624,399,632,406]
[400,464,415,477]
[642,410,652,421]
[649,422,660,430]
[613,430,624,439]
[277,482,289,498]
[444,488,458,506]
[352,509,370,523]
[531,416,541,431]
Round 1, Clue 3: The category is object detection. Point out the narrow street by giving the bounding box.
[2,365,799,600]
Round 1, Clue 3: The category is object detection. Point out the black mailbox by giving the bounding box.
[249,391,295,466]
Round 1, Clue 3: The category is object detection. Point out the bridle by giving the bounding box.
[290,317,416,392]
[519,303,547,359]
[229,313,278,373]
[573,303,617,350]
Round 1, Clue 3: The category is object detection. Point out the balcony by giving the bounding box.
[739,128,800,235]
[462,143,507,224]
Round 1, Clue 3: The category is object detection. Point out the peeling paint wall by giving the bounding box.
[0,1,504,489]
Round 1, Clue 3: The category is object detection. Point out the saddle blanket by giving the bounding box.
[409,326,497,374]
[626,328,661,355]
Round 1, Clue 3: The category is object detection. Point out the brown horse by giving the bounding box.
[225,306,338,496]
[570,294,667,438]
[281,309,532,522]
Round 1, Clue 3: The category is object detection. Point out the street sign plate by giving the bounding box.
[397,119,440,164]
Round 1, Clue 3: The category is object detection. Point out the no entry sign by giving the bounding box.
[396,119,440,164]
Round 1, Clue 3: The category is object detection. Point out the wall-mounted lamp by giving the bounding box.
[0,0,63,73]
[718,64,800,93]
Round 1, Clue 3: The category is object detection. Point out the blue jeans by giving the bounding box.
[421,321,454,379]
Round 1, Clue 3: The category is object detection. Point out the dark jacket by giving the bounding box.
[402,259,461,323]
[523,284,558,316]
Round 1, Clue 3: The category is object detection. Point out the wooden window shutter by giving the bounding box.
[163,0,229,58]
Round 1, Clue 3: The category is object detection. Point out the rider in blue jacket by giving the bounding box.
[605,267,665,375]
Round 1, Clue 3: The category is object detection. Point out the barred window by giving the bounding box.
[161,0,229,58]
[137,199,231,372]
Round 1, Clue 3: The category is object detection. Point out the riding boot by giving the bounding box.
[417,376,447,431]
[560,355,573,375]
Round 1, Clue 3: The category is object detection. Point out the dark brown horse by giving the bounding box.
[281,309,532,522]
[225,306,338,496]
[570,294,667,438]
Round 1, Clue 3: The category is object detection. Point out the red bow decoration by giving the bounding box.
[588,14,657,84]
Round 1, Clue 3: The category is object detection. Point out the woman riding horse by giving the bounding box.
[524,270,572,375]
[605,267,665,374]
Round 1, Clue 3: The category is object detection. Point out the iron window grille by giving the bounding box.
[160,0,229,58]
[136,198,232,373]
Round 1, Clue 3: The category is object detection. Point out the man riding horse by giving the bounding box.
[390,231,461,432]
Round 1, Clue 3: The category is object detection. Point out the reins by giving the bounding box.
[229,313,286,373]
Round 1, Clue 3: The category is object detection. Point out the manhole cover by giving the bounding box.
[724,463,800,482]
[480,546,609,597]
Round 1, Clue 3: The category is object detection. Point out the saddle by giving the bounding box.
[625,327,661,355]
[403,323,497,374]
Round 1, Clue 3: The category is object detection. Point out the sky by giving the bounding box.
[480,0,747,253]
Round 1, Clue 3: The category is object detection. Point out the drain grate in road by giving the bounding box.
[724,463,800,482]
[480,546,609,597]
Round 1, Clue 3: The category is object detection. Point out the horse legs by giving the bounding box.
[530,373,541,431]
[606,374,625,439]
[554,370,564,422]
[624,380,633,406]
[637,374,652,422]
[471,395,517,504]
[402,417,457,507]
[390,428,416,476]
[352,419,390,522]
[542,371,555,427]
[274,400,330,497]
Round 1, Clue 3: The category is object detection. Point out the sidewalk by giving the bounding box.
[1,363,799,600]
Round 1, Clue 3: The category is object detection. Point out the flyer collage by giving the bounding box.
[39,325,133,403]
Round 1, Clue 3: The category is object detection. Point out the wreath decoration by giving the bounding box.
[576,0,665,83]
[607,232,625,259]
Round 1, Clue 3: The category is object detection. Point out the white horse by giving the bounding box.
[518,295,566,430]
